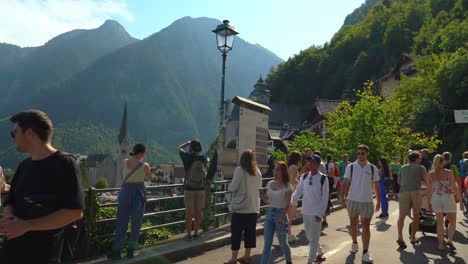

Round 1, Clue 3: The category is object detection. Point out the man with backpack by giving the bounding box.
[178,140,207,240]
[339,145,380,264]
[291,155,329,264]
[0,110,84,263]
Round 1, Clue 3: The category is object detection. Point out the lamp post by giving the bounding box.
[212,20,239,180]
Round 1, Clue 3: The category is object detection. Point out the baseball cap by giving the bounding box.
[311,154,321,164]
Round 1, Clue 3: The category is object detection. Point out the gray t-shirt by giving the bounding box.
[399,163,426,192]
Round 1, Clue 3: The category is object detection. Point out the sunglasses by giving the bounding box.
[10,130,16,138]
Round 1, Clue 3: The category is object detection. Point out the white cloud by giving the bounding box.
[0,0,133,47]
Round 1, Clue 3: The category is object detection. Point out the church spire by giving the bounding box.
[118,100,128,144]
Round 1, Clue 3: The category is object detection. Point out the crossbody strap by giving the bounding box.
[123,160,145,184]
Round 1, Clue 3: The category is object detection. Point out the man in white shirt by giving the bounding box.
[339,145,380,264]
[291,155,329,264]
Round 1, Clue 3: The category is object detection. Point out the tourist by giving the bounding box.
[459,151,468,214]
[427,155,460,251]
[389,156,401,199]
[339,145,380,264]
[291,154,329,264]
[300,148,313,174]
[322,154,335,228]
[313,151,327,174]
[338,154,350,196]
[110,143,152,259]
[178,140,207,240]
[420,149,432,172]
[443,152,464,212]
[377,158,390,218]
[287,151,302,243]
[225,150,262,264]
[260,161,293,264]
[0,110,84,263]
[396,151,427,249]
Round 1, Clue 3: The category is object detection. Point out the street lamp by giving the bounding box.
[212,20,239,180]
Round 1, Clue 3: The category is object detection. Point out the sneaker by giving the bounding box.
[377,213,388,218]
[350,242,359,254]
[362,252,374,263]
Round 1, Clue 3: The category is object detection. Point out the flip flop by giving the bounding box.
[447,242,456,251]
[314,256,326,262]
[396,240,407,249]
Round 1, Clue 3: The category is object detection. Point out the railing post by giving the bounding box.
[202,179,212,231]
[84,187,97,258]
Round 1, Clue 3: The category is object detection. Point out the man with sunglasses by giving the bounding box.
[339,145,380,264]
[291,155,329,264]
[0,110,84,263]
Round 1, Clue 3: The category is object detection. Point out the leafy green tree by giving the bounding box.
[94,177,108,189]
[325,82,441,163]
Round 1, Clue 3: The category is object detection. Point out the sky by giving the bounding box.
[0,0,365,60]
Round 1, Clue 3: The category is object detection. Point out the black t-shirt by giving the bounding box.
[1,151,84,263]
[179,151,207,190]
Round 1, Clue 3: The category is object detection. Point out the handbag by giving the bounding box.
[230,170,248,211]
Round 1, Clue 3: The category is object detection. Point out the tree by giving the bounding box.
[325,82,441,163]
[94,177,108,189]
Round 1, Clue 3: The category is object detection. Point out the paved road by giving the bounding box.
[177,200,467,264]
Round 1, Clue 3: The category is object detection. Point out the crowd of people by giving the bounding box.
[0,109,467,264]
[224,145,467,264]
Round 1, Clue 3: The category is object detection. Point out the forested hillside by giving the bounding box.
[266,0,467,155]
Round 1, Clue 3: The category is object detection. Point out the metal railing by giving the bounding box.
[1,176,338,260]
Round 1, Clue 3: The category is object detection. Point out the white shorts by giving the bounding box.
[431,194,457,213]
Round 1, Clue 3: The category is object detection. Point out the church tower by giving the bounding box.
[248,75,272,105]
[115,101,129,186]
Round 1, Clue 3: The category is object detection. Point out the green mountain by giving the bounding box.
[0,17,282,168]
[267,0,466,103]
[343,0,381,26]
[0,20,138,109]
[267,0,467,154]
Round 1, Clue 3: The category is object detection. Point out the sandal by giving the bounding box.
[224,259,237,264]
[237,256,252,263]
[447,242,456,251]
[314,256,326,262]
[410,239,420,245]
[396,239,407,249]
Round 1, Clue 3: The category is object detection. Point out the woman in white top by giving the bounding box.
[225,150,262,264]
[261,161,293,264]
[427,154,460,251]
[287,151,301,243]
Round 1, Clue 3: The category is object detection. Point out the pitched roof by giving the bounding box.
[268,103,308,128]
[268,129,282,140]
[232,96,272,111]
[314,99,342,116]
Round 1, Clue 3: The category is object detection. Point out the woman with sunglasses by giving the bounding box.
[261,161,293,264]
